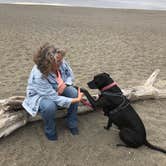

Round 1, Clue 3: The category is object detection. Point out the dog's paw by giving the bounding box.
[104,126,110,130]
[80,88,88,93]
[73,85,79,90]
[73,86,87,92]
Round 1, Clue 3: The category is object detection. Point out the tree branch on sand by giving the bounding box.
[0,69,166,138]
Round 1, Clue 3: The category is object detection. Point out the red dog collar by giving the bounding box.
[101,82,117,91]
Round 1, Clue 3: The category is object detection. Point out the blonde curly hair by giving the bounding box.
[33,43,66,76]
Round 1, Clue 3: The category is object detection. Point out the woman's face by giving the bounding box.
[52,52,63,70]
[56,52,63,66]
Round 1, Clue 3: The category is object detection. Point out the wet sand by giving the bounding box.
[0,4,166,166]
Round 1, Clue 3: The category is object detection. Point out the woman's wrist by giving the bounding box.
[71,97,81,103]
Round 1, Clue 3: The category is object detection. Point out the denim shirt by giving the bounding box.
[22,60,74,117]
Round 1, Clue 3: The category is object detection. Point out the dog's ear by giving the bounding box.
[103,72,110,78]
[103,73,114,83]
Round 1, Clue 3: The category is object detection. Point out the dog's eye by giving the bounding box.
[94,80,98,85]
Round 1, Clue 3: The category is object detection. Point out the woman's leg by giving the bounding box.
[62,86,79,134]
[39,98,58,140]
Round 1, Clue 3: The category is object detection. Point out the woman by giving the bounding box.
[22,43,84,141]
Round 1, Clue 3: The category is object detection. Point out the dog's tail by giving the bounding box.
[116,144,128,147]
[144,140,166,154]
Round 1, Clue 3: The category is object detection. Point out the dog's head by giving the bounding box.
[87,73,114,90]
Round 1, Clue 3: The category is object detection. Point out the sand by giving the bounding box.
[0,4,166,166]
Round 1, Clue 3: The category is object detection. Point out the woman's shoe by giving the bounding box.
[69,128,79,135]
[45,133,58,141]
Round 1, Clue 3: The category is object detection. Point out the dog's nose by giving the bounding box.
[87,80,97,89]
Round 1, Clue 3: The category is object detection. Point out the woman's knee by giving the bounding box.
[66,86,78,98]
[39,99,57,118]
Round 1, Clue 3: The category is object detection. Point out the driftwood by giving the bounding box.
[0,69,166,138]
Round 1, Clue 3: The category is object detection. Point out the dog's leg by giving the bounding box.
[104,117,112,130]
[74,87,98,109]
[80,88,106,110]
[80,88,98,109]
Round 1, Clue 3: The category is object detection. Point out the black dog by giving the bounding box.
[81,73,166,154]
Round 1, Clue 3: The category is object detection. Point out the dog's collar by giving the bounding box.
[101,82,117,91]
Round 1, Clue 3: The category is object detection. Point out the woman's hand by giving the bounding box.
[77,88,84,101]
[71,87,84,103]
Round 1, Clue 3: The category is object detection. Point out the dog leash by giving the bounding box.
[80,98,93,109]
[80,94,101,109]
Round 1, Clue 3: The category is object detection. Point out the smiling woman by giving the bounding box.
[1,0,166,10]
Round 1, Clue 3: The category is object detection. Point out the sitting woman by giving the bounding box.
[22,43,83,141]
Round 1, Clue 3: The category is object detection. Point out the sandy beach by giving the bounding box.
[0,4,166,166]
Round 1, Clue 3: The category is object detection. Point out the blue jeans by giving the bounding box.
[39,86,78,139]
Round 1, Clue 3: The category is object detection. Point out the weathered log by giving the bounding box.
[0,69,166,138]
[123,69,166,101]
[0,102,92,138]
